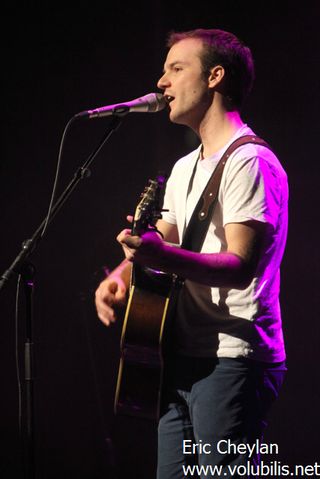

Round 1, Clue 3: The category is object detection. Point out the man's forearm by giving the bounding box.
[143,244,251,289]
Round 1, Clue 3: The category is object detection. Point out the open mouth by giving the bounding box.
[164,95,175,109]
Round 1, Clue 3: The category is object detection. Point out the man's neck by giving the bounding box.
[198,108,244,159]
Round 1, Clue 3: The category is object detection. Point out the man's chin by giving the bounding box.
[169,110,187,126]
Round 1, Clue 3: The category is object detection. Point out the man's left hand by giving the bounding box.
[117,229,165,267]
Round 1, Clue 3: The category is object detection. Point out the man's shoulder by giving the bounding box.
[225,127,286,177]
[231,141,286,177]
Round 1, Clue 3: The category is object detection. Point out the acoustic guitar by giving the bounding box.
[114,175,175,421]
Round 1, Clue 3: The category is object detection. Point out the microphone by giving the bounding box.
[75,92,166,119]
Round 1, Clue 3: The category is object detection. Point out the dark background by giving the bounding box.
[1,1,319,478]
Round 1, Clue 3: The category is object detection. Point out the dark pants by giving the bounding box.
[157,356,286,479]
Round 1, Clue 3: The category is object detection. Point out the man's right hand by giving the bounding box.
[95,274,127,326]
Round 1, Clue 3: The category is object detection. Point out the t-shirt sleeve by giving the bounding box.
[221,152,283,230]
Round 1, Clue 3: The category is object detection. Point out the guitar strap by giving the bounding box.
[180,135,272,253]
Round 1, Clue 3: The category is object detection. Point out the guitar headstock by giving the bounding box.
[132,174,167,236]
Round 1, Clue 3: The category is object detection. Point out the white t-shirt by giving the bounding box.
[161,125,288,362]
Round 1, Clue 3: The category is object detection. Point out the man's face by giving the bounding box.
[157,38,212,129]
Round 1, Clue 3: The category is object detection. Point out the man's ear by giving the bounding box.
[208,65,225,89]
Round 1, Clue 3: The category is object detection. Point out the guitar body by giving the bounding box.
[113,175,177,421]
[114,266,174,420]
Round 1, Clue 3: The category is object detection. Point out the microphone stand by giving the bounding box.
[0,114,123,478]
[20,261,36,479]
